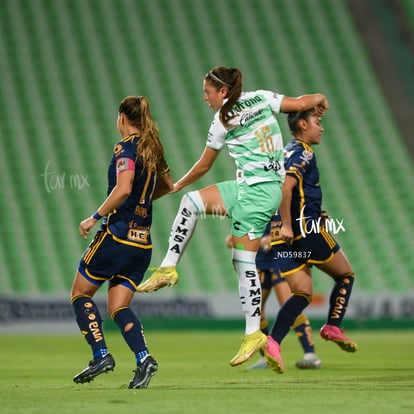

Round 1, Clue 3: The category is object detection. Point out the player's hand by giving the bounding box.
[259,235,272,252]
[280,225,294,245]
[79,217,97,240]
[315,98,329,116]
[320,210,330,226]
[169,182,183,194]
[225,234,233,248]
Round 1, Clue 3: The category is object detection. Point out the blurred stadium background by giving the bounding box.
[0,0,413,331]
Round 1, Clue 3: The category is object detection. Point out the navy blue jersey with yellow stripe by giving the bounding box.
[268,140,340,273]
[104,134,157,247]
[284,138,322,237]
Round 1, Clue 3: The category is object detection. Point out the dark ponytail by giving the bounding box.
[205,66,242,127]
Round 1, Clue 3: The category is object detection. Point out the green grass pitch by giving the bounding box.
[0,330,413,414]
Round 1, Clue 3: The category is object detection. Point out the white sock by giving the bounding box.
[160,191,206,267]
[232,248,261,335]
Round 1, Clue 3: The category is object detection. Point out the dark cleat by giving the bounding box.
[128,355,158,389]
[73,353,115,384]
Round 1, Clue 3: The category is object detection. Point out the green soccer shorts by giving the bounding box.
[217,180,282,239]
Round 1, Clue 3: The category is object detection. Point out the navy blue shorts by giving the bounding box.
[258,268,285,289]
[78,230,152,292]
[273,226,340,277]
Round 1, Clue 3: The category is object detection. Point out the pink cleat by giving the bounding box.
[263,336,285,374]
[320,324,358,353]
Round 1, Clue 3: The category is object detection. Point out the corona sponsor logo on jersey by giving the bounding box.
[230,94,264,115]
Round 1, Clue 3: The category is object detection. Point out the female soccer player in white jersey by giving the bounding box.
[138,66,328,367]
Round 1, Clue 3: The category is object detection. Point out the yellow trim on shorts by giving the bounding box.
[280,262,307,277]
[83,231,107,264]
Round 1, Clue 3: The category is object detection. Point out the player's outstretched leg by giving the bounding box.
[138,191,205,293]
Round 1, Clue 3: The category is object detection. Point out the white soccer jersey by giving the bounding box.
[206,90,286,185]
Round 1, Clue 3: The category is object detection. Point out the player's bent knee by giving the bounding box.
[292,292,312,304]
[182,191,206,215]
[335,272,355,282]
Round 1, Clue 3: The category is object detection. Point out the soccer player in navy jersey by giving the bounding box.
[70,96,173,388]
[264,109,358,374]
